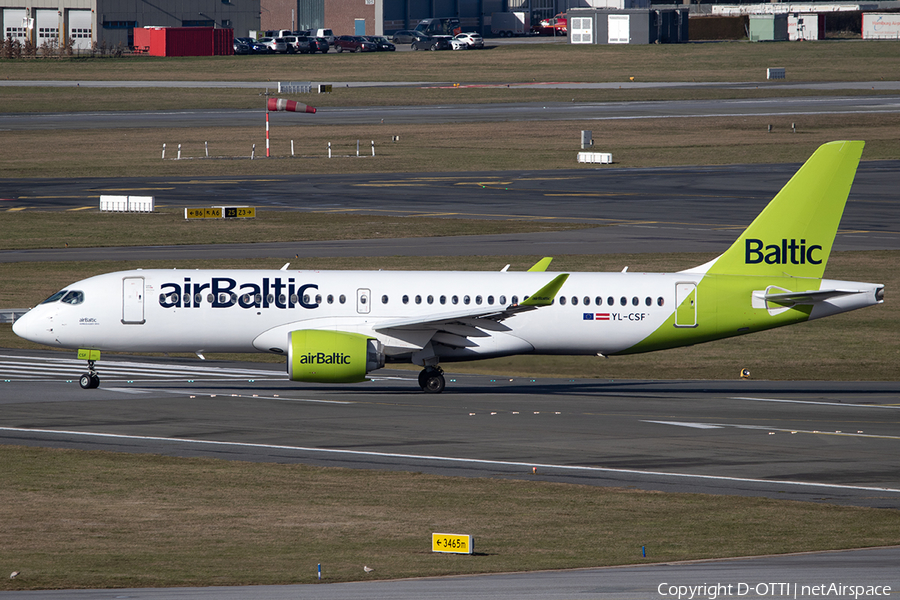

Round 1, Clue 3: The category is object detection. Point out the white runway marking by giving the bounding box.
[2,426,899,495]
[730,396,900,410]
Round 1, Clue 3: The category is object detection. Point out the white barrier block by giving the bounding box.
[767,67,786,80]
[128,196,155,212]
[577,152,612,164]
[100,195,128,212]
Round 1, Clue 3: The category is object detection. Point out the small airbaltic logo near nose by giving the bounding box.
[745,238,823,265]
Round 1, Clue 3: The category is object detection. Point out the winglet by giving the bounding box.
[521,274,569,306]
[527,257,553,272]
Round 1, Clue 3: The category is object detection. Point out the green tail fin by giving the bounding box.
[704,141,864,279]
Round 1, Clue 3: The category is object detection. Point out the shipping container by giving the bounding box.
[133,27,234,56]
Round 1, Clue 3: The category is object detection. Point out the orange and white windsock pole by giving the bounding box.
[266,98,317,158]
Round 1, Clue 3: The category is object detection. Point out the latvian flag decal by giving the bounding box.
[583,313,610,321]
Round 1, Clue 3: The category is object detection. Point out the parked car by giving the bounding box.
[391,29,417,43]
[258,37,287,53]
[447,36,466,50]
[265,29,293,39]
[334,35,376,52]
[365,35,396,51]
[308,37,330,53]
[283,35,311,53]
[410,34,450,51]
[233,38,252,54]
[315,29,336,45]
[454,32,484,48]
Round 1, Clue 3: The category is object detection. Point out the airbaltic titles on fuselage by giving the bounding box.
[158,277,319,309]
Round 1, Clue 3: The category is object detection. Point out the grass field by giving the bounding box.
[3,445,900,591]
[3,41,900,84]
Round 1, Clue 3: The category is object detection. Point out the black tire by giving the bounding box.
[79,374,92,389]
[90,374,100,388]
[430,43,438,51]
[423,373,445,394]
[337,46,343,52]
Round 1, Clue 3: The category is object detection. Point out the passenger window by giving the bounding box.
[632,297,639,306]
[571,296,578,305]
[266,294,274,305]
[608,296,614,306]
[427,295,434,304]
[302,294,309,304]
[560,296,567,305]
[440,295,447,305]
[402,295,409,304]
[488,295,494,305]
[595,296,602,306]
[620,297,627,306]
[40,290,67,304]
[290,294,298,304]
[657,297,665,307]
[207,293,215,304]
[584,296,590,306]
[381,295,389,304]
[415,295,422,304]
[315,294,322,304]
[327,294,334,304]
[499,295,507,305]
[475,295,482,305]
[452,295,459,305]
[511,295,518,304]
[645,297,652,306]
[463,295,470,305]
[339,294,346,304]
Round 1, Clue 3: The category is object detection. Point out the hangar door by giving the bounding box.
[608,14,630,44]
[3,9,28,43]
[35,9,59,48]
[67,9,92,50]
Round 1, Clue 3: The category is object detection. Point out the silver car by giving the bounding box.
[258,37,287,53]
[454,32,484,48]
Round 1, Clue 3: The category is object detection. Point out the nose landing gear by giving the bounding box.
[77,349,101,389]
[418,366,445,394]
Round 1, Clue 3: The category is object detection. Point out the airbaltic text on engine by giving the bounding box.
[296,352,352,365]
[745,238,823,265]
[158,277,318,309]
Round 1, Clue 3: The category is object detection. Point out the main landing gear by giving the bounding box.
[79,359,100,389]
[418,366,445,394]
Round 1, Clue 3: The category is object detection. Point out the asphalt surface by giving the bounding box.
[2,351,899,509]
[2,161,899,264]
[2,545,899,599]
[4,95,900,129]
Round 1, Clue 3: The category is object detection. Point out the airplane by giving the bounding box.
[12,140,884,393]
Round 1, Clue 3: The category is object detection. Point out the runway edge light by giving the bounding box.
[432,533,473,555]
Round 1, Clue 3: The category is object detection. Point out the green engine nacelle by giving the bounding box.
[287,330,385,383]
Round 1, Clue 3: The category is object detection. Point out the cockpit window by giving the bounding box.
[40,290,68,304]
[61,291,84,305]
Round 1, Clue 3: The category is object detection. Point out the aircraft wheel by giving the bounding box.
[80,373,99,389]
[420,367,445,394]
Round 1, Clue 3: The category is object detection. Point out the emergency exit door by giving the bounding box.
[675,282,697,328]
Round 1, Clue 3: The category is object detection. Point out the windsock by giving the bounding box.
[267,98,316,114]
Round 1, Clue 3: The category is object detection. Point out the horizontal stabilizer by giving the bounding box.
[763,288,867,305]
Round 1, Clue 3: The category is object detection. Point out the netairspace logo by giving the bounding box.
[657,582,891,600]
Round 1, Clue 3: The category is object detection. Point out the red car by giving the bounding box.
[334,36,376,52]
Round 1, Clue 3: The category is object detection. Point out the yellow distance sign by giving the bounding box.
[432,533,473,555]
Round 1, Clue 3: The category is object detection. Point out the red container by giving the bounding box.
[132,27,234,56]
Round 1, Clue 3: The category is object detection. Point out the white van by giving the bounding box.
[315,28,335,44]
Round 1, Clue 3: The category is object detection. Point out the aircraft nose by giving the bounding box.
[12,311,29,339]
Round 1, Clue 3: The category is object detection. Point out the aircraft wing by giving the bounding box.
[373,274,569,349]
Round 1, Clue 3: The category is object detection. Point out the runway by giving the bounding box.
[2,351,899,510]
[3,95,900,129]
